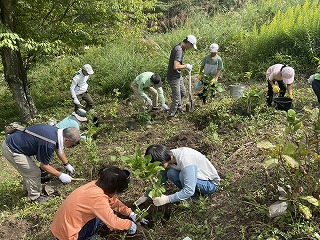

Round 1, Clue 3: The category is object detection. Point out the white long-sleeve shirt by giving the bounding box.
[70,70,89,100]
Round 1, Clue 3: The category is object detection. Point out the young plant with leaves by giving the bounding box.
[257,109,320,220]
[122,150,165,220]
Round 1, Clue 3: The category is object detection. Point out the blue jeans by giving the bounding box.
[78,217,104,240]
[167,168,217,196]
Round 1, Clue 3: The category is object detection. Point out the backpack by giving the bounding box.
[4,122,25,134]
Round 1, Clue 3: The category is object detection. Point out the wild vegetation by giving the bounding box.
[1,0,320,239]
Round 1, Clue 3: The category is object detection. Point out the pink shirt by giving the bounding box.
[51,181,132,240]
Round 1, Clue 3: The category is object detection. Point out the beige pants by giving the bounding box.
[2,141,41,200]
[131,81,159,107]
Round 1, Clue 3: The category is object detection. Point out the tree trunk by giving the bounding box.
[0,0,37,122]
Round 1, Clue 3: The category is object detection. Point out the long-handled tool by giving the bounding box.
[71,178,87,181]
[186,70,195,112]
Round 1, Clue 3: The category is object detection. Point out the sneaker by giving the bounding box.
[32,195,52,203]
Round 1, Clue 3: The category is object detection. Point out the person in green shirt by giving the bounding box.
[308,66,320,104]
[131,72,169,110]
[197,43,223,104]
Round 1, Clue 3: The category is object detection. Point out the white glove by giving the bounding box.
[73,98,80,105]
[63,163,75,174]
[129,211,149,225]
[127,222,137,235]
[185,64,193,71]
[152,194,170,206]
[145,97,152,106]
[59,173,72,183]
[134,195,148,206]
[162,103,169,110]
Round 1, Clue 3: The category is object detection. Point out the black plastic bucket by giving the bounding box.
[273,97,293,111]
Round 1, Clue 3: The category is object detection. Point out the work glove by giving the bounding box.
[197,73,202,80]
[210,77,217,85]
[73,98,80,105]
[134,195,148,206]
[129,211,149,225]
[145,97,152,106]
[127,222,137,235]
[152,194,170,206]
[162,103,169,110]
[59,173,72,183]
[288,93,293,99]
[185,64,193,71]
[272,85,280,94]
[63,163,75,174]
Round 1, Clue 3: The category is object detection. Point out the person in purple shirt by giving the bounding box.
[1,124,80,202]
[135,144,220,206]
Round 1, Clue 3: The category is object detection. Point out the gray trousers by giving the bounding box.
[168,77,186,117]
[2,141,41,200]
[130,81,159,107]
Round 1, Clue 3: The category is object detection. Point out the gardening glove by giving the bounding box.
[185,64,193,71]
[145,97,152,106]
[288,93,293,99]
[197,73,202,80]
[129,211,149,225]
[127,222,137,235]
[63,163,75,174]
[73,98,80,105]
[210,77,217,85]
[134,195,148,206]
[152,194,170,206]
[58,173,72,183]
[272,85,280,94]
[162,103,169,110]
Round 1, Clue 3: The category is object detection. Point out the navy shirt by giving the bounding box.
[166,43,185,81]
[6,124,58,165]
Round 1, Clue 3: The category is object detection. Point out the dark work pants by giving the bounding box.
[78,217,104,240]
[267,80,286,106]
[312,80,320,104]
[74,92,94,112]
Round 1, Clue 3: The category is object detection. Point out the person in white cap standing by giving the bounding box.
[198,43,223,104]
[167,34,197,121]
[266,64,295,106]
[70,64,94,112]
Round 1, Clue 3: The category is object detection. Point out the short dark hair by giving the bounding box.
[96,166,130,194]
[151,73,161,85]
[145,144,172,163]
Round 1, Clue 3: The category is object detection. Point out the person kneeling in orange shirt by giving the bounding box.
[51,166,147,240]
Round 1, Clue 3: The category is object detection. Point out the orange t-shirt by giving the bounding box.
[51,181,132,240]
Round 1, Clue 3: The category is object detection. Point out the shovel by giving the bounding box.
[186,70,195,112]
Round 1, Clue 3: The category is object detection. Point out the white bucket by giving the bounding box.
[229,85,245,99]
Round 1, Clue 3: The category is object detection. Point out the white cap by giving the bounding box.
[281,67,294,84]
[209,43,219,53]
[82,64,94,75]
[186,35,197,49]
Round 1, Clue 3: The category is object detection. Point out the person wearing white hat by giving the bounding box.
[198,43,223,104]
[266,64,295,106]
[70,64,94,112]
[56,108,88,131]
[167,34,197,121]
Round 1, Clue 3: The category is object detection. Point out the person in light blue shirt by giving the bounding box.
[56,109,87,131]
[135,144,220,206]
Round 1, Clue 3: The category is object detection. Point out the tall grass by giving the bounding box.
[27,0,311,110]
[243,0,320,76]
